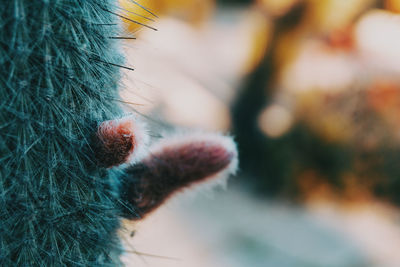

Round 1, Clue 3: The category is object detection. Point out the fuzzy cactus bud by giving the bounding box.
[120,132,238,219]
[92,115,148,168]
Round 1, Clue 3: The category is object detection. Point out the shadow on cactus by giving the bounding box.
[0,0,238,266]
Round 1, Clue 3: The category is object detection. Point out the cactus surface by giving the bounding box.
[1,1,238,266]
[1,0,128,265]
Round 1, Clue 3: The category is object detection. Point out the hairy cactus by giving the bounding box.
[0,0,237,266]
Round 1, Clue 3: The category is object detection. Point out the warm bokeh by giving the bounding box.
[118,0,400,266]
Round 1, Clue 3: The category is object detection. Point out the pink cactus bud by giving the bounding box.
[122,132,238,219]
[92,115,148,168]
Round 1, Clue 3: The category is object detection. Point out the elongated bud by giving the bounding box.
[120,132,238,219]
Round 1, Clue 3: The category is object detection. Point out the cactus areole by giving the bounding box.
[0,0,237,266]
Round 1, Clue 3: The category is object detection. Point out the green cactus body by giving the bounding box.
[1,0,125,265]
[0,1,239,266]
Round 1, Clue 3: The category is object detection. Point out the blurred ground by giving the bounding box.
[121,188,400,267]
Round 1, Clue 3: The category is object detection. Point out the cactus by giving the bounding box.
[0,0,237,266]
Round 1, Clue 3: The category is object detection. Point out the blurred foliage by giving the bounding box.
[119,0,215,31]
[217,0,252,6]
[232,0,400,204]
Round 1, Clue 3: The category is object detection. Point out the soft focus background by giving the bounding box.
[116,1,400,266]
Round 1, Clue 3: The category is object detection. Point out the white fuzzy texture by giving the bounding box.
[118,114,150,165]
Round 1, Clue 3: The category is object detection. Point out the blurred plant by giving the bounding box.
[232,1,309,197]
[119,0,215,32]
[232,0,400,204]
[385,0,400,12]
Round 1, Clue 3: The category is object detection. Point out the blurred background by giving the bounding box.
[116,0,400,266]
